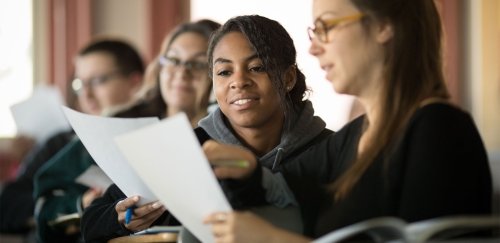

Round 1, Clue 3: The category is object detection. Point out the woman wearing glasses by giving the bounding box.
[203,0,492,242]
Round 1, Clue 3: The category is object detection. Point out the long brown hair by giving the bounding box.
[332,0,450,199]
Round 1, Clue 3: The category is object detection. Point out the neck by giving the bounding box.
[230,117,284,157]
[357,80,383,155]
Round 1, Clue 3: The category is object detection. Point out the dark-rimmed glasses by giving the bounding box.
[308,13,365,43]
[72,71,122,93]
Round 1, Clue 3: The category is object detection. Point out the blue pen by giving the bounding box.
[125,207,135,224]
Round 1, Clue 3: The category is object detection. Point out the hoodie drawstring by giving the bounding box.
[271,148,284,172]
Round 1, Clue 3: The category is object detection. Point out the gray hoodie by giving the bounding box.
[198,100,329,207]
[198,100,327,170]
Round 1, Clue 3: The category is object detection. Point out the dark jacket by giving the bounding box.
[0,130,75,234]
[33,138,94,243]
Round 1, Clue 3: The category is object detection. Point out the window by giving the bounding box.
[0,0,33,137]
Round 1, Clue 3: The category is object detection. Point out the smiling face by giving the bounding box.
[309,0,388,99]
[212,31,284,130]
[159,32,211,114]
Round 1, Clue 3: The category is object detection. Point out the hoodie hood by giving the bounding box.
[198,100,327,169]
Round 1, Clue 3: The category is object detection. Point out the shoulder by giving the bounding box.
[398,102,488,167]
[332,115,364,149]
[408,103,478,137]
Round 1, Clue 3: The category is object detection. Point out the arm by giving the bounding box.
[81,184,171,243]
[204,211,311,243]
[399,105,492,221]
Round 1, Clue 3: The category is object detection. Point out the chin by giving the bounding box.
[332,83,348,95]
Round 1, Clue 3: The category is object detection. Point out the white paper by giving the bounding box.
[10,85,71,143]
[75,165,114,191]
[114,113,232,243]
[62,106,159,205]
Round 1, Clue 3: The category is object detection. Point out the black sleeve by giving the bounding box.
[220,166,267,209]
[398,105,492,221]
[81,184,173,242]
[81,184,131,242]
[194,127,211,145]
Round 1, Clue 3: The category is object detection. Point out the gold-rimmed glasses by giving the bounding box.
[308,13,365,43]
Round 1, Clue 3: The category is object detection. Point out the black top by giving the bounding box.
[282,103,492,237]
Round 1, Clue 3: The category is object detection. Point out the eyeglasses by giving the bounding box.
[308,13,365,43]
[71,71,121,93]
[158,56,208,75]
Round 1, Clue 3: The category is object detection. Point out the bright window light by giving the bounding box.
[0,0,33,137]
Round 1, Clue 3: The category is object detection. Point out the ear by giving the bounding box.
[375,21,394,44]
[284,66,297,92]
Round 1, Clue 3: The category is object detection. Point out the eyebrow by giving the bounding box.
[213,53,259,65]
[315,11,339,21]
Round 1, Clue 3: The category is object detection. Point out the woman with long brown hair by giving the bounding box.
[202,0,492,242]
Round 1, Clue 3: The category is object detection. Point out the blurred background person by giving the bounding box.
[29,38,145,243]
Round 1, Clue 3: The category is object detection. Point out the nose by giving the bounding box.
[309,38,323,57]
[80,81,94,98]
[229,70,252,89]
[171,65,193,81]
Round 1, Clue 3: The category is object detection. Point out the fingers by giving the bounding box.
[203,140,257,180]
[204,212,235,243]
[82,188,104,209]
[203,212,229,224]
[124,202,167,232]
[212,167,251,179]
[133,201,164,217]
[116,196,140,212]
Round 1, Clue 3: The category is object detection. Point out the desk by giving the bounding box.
[108,232,178,243]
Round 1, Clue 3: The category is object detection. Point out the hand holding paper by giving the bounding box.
[114,113,232,243]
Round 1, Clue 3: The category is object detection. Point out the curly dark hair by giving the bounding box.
[207,15,309,126]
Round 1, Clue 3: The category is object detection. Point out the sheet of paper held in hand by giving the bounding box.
[10,85,71,143]
[76,164,114,191]
[62,106,159,205]
[114,113,232,243]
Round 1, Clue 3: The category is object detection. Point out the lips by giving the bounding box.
[233,99,253,105]
[229,94,259,105]
[321,63,333,72]
[229,94,259,111]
